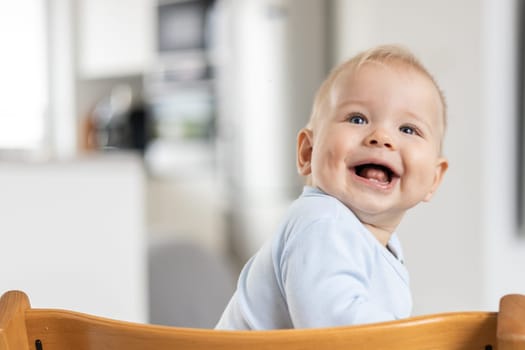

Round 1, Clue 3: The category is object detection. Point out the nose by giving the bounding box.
[364,129,396,150]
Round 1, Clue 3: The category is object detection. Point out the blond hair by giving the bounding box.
[307,44,447,133]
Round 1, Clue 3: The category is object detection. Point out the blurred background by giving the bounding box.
[1,0,525,328]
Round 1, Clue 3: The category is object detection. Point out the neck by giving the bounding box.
[353,209,405,246]
[363,222,395,246]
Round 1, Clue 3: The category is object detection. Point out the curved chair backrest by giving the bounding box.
[0,290,523,350]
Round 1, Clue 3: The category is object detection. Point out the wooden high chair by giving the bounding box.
[0,290,524,350]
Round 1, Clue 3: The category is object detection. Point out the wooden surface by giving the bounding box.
[23,310,498,350]
[498,294,525,350]
[5,290,525,350]
[0,291,30,350]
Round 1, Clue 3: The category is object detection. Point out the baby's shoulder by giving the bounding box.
[289,190,347,222]
[274,190,371,259]
[277,191,361,241]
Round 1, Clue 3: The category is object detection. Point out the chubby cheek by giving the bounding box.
[311,139,348,183]
[405,153,439,189]
[311,148,335,183]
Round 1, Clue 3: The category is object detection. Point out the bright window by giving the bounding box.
[0,1,47,150]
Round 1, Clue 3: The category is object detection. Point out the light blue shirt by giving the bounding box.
[216,186,412,330]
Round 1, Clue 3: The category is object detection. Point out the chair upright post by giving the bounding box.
[498,294,525,350]
[0,290,31,350]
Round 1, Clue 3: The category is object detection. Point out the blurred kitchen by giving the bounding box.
[2,0,525,330]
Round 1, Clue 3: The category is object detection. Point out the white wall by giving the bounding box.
[333,0,525,315]
[481,0,525,310]
[47,0,77,159]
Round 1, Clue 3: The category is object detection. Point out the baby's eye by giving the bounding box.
[347,114,367,125]
[399,125,419,136]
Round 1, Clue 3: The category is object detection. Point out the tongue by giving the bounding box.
[358,166,389,183]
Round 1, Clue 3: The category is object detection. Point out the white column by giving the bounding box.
[47,0,77,159]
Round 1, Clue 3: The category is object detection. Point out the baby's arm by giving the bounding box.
[280,218,402,328]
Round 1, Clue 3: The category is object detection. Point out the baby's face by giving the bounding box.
[298,61,448,229]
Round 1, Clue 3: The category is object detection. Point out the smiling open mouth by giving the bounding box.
[355,164,395,184]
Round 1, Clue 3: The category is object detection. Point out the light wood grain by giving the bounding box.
[0,290,30,350]
[24,309,498,350]
[498,294,525,350]
[3,290,525,350]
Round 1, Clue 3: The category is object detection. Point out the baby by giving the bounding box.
[216,44,448,330]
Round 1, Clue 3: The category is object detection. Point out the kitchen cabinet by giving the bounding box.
[0,153,147,322]
[78,0,155,78]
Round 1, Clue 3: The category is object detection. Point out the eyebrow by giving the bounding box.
[403,111,433,130]
[332,98,369,111]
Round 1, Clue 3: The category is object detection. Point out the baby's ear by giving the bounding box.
[297,128,314,176]
[423,157,448,202]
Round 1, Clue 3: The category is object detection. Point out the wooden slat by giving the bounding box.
[24,307,498,350]
[0,290,512,350]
